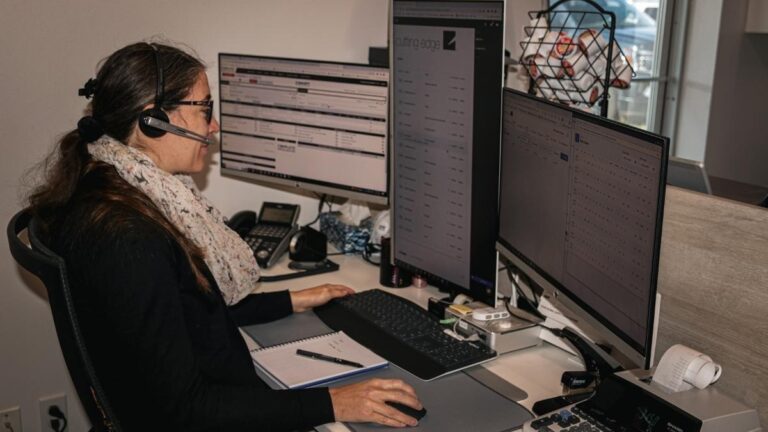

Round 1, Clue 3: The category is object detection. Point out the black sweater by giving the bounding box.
[49,178,335,431]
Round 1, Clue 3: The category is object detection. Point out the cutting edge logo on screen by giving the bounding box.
[394,29,458,52]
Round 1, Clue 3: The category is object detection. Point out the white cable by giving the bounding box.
[445,316,480,342]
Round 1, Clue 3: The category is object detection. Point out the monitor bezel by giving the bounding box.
[389,0,506,307]
[218,53,390,205]
[496,89,669,369]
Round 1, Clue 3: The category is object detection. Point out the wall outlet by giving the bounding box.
[39,395,66,432]
[0,406,23,432]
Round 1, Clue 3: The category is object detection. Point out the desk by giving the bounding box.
[244,253,583,431]
[708,175,768,206]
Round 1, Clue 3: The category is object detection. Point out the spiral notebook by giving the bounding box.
[250,331,388,389]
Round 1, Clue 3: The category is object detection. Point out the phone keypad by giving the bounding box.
[244,224,294,267]
[251,225,292,238]
[526,408,607,432]
[245,237,263,249]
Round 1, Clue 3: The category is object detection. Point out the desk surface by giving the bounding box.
[245,253,582,432]
[708,175,768,206]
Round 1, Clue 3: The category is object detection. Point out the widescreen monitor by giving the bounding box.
[391,0,505,307]
[497,89,668,369]
[218,54,390,204]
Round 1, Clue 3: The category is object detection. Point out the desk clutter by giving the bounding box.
[242,308,534,432]
[319,211,372,254]
[249,331,387,389]
[313,289,497,380]
[220,1,766,428]
[521,370,761,432]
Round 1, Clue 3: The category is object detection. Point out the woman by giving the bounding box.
[27,42,421,431]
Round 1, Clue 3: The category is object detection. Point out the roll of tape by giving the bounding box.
[578,29,609,59]
[411,275,427,288]
[525,16,548,41]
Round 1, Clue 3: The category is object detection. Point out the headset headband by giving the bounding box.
[149,43,165,110]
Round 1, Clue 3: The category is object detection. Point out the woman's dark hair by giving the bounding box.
[27,42,211,290]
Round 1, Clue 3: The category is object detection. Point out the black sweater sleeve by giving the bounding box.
[63,217,334,431]
[228,290,294,326]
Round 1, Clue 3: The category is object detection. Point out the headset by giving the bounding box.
[137,44,212,146]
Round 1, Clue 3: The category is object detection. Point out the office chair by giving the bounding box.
[7,208,122,432]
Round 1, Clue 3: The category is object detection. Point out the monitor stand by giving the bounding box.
[529,326,623,416]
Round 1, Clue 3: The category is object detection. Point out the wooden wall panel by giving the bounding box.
[656,186,768,425]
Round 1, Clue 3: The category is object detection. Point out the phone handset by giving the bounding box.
[227,210,258,238]
[652,344,722,392]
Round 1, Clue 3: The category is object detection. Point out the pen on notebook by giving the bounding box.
[296,349,364,368]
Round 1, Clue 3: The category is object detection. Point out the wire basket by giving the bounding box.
[519,0,635,116]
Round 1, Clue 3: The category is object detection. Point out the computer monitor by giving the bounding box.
[391,0,505,307]
[218,54,390,204]
[497,89,668,369]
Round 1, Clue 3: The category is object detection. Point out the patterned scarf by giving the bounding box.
[88,135,259,305]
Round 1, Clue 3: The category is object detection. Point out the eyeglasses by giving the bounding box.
[165,99,214,124]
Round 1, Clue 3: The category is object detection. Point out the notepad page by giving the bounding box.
[250,331,388,389]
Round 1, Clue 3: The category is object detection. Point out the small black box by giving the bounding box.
[368,46,389,68]
[289,226,327,262]
[427,297,450,320]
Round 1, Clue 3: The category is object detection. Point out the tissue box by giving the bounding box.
[319,212,372,254]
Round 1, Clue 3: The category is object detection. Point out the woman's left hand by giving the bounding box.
[290,284,355,313]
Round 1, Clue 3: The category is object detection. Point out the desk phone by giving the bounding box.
[244,202,300,268]
[523,370,761,432]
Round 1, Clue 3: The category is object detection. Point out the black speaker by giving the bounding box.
[289,226,327,262]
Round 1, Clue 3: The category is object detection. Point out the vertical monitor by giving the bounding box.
[218,54,389,204]
[392,1,504,306]
[497,89,668,369]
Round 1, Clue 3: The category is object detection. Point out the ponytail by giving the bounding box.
[27,129,91,231]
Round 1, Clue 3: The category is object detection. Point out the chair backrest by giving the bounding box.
[7,209,122,432]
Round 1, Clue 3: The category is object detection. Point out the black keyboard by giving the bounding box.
[314,289,496,380]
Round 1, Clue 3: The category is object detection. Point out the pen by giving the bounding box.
[296,349,364,368]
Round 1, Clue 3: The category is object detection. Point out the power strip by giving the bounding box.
[471,307,511,321]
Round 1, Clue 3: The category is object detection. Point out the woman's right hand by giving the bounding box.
[329,378,422,427]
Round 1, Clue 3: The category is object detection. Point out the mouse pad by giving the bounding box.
[243,311,533,432]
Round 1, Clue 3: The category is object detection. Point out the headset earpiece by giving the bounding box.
[135,43,212,146]
[138,107,169,138]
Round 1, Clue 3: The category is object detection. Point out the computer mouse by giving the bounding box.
[385,401,427,421]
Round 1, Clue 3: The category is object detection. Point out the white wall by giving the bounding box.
[670,0,768,187]
[671,0,724,161]
[705,0,768,186]
[0,1,387,430]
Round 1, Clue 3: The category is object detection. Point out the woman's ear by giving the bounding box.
[129,114,156,149]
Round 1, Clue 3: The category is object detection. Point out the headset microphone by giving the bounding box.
[138,43,212,146]
[140,116,212,146]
